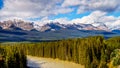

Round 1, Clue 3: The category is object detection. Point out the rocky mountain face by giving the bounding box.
[0,20,119,42]
[0,20,34,31]
[0,19,113,32]
[35,22,109,32]
[0,26,2,30]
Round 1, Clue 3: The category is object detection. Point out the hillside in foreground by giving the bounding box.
[0,36,120,68]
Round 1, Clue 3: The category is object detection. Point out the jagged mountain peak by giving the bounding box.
[0,19,34,31]
[8,24,22,30]
[0,19,118,32]
[0,26,2,30]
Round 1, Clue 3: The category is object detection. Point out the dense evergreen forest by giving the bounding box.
[0,36,120,68]
[0,45,27,68]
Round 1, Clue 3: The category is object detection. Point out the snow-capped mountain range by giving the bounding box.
[0,19,120,42]
[0,19,119,32]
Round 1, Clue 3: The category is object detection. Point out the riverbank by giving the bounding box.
[27,56,84,68]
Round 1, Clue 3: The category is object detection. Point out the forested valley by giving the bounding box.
[0,36,120,68]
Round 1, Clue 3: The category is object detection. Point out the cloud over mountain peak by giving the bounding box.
[0,0,120,29]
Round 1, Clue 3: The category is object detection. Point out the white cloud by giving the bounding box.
[0,0,120,30]
[52,18,71,24]
[35,17,71,26]
[70,11,120,30]
[0,0,120,21]
[0,0,74,20]
[62,0,80,7]
[71,11,107,24]
[105,18,120,30]
[53,7,74,14]
[62,0,120,14]
[38,11,120,30]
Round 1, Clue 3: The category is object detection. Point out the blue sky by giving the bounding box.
[0,0,120,27]
[0,0,3,9]
[49,9,91,20]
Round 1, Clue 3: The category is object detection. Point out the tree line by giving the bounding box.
[0,45,27,68]
[0,36,120,68]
